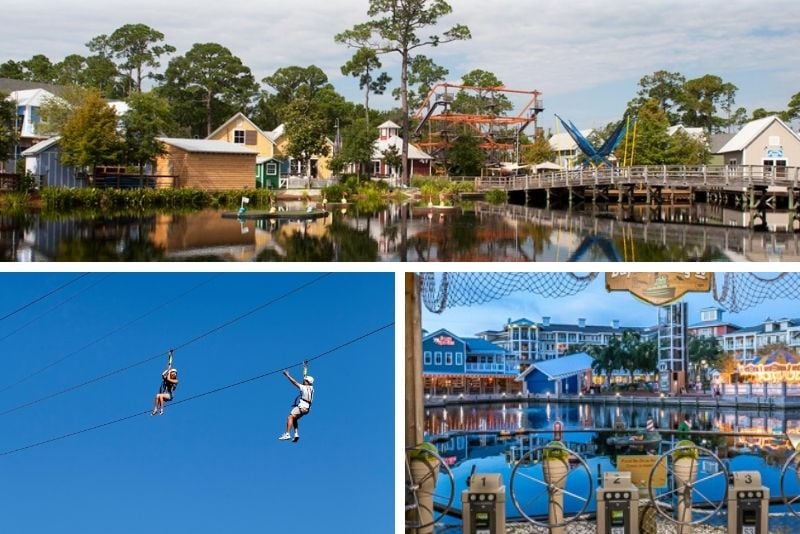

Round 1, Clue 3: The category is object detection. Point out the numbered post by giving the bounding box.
[727,471,769,534]
[596,472,639,534]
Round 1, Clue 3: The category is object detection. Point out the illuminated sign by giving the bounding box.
[433,335,456,346]
[606,272,713,305]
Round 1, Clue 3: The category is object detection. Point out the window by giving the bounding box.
[372,160,381,175]
[455,352,463,365]
[266,162,277,175]
[434,351,442,365]
[233,130,245,144]
[424,351,432,365]
[445,352,453,365]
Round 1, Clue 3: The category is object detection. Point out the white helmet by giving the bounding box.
[304,375,314,385]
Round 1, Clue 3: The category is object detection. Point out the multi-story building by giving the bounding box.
[421,328,520,395]
[477,316,650,364]
[687,307,740,338]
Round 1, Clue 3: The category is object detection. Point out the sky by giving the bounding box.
[0,272,394,534]
[4,0,800,130]
[422,271,800,337]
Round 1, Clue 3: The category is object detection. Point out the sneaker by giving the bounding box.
[151,409,157,416]
[159,410,164,416]
[278,433,292,440]
[292,435,300,443]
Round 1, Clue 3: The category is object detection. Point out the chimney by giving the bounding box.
[578,318,586,328]
[542,316,550,327]
[612,320,620,329]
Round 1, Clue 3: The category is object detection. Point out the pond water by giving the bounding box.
[2,201,799,261]
[423,402,800,526]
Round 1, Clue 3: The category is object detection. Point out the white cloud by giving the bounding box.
[4,0,799,124]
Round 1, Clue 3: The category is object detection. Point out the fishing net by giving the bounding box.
[714,272,800,313]
[421,272,800,314]
[420,272,599,313]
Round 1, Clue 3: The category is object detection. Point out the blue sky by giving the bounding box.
[4,0,799,129]
[0,272,394,534]
[422,272,798,337]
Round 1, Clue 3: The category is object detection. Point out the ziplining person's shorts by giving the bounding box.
[290,404,310,419]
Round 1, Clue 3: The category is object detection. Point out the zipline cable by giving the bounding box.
[0,321,393,457]
[0,273,333,417]
[0,273,90,323]
[0,274,221,394]
[0,274,113,346]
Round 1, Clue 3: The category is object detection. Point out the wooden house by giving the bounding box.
[256,157,282,189]
[20,136,81,188]
[207,112,278,159]
[372,120,432,178]
[155,138,257,190]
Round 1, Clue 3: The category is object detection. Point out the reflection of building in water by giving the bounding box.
[151,211,257,261]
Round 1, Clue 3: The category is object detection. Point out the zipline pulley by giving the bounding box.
[303,360,309,378]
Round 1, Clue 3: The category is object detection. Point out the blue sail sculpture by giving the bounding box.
[555,113,635,167]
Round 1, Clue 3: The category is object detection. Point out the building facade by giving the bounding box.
[421,328,521,395]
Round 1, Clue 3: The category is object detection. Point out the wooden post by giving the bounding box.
[405,272,424,448]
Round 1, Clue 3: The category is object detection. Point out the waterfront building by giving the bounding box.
[267,123,334,180]
[515,352,594,396]
[715,115,800,168]
[421,328,520,395]
[371,121,432,179]
[687,307,740,338]
[1,79,64,171]
[548,129,592,169]
[718,317,800,364]
[20,136,78,188]
[154,138,258,190]
[207,113,279,158]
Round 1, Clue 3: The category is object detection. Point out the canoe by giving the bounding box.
[222,210,329,220]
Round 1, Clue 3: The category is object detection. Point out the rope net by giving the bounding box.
[420,273,599,313]
[714,272,800,313]
[421,272,800,314]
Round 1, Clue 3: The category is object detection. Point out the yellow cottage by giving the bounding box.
[268,123,334,180]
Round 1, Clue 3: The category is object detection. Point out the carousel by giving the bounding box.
[740,347,800,383]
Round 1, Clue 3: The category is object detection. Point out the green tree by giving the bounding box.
[447,134,484,176]
[787,91,800,122]
[521,131,555,164]
[37,85,94,135]
[334,118,378,178]
[121,92,176,172]
[624,99,671,165]
[678,74,738,133]
[341,48,391,126]
[0,92,18,172]
[336,0,471,185]
[59,90,123,173]
[381,143,402,177]
[589,337,624,386]
[630,70,686,124]
[160,43,258,137]
[451,69,513,116]
[283,98,330,177]
[0,60,25,80]
[89,24,175,95]
[20,54,57,83]
[400,55,448,111]
[687,335,722,383]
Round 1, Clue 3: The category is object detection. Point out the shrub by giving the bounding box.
[485,188,507,205]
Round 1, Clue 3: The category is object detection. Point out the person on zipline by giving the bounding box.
[152,367,178,416]
[279,370,314,442]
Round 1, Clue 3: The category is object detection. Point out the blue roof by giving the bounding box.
[508,318,536,327]
[689,320,740,329]
[463,337,505,354]
[517,352,594,381]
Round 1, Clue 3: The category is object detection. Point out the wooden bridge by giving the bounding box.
[472,164,800,207]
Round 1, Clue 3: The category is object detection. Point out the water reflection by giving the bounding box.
[2,201,799,261]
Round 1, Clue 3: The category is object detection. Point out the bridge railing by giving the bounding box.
[474,165,800,192]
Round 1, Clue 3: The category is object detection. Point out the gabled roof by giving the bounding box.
[157,138,258,155]
[709,133,735,153]
[207,112,277,148]
[374,135,432,160]
[0,78,66,97]
[549,130,592,152]
[717,116,800,153]
[516,352,594,381]
[268,124,285,142]
[507,318,536,327]
[21,136,59,156]
[667,124,705,140]
[378,120,400,129]
[7,88,56,107]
